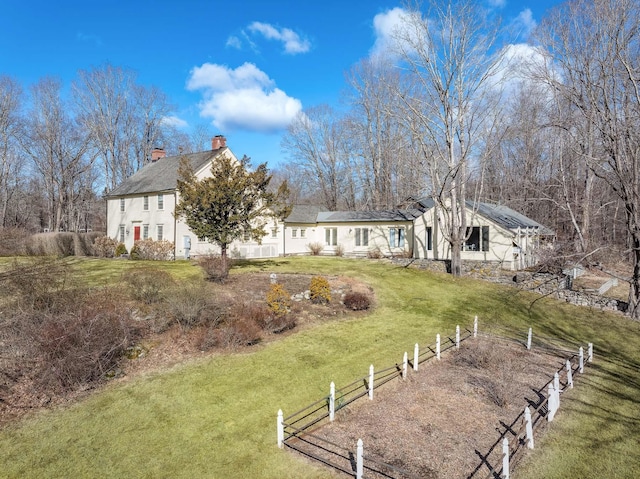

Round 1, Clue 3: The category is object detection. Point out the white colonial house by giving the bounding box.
[105,136,282,259]
[106,137,552,270]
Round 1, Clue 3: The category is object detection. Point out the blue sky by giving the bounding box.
[0,0,561,168]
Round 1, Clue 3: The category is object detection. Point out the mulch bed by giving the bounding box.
[286,336,572,478]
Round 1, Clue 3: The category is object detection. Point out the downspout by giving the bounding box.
[173,191,177,260]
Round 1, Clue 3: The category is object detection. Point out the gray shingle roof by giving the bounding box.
[413,196,553,235]
[105,148,226,197]
[285,204,325,223]
[473,202,554,235]
[317,210,421,222]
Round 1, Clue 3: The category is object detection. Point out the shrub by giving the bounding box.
[121,267,174,304]
[335,244,345,257]
[130,238,174,260]
[0,227,29,256]
[35,289,133,391]
[310,276,331,304]
[201,317,262,350]
[343,291,371,311]
[307,242,324,256]
[165,282,219,330]
[266,283,291,316]
[115,242,128,257]
[93,236,119,258]
[26,232,75,256]
[367,247,383,259]
[198,254,233,282]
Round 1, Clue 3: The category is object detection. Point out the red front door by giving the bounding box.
[134,226,141,241]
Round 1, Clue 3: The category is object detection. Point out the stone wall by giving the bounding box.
[388,258,628,314]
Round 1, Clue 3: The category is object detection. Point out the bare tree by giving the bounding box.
[391,0,505,275]
[535,0,640,318]
[344,58,423,209]
[281,105,352,210]
[21,78,94,232]
[0,76,24,228]
[73,64,173,191]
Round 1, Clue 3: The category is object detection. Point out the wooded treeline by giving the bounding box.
[0,65,213,233]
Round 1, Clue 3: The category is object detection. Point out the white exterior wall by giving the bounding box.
[413,207,519,269]
[107,191,177,254]
[284,221,413,257]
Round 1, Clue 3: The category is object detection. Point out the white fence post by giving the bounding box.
[456,325,460,349]
[502,437,510,479]
[524,406,534,449]
[474,315,478,338]
[436,334,441,360]
[356,439,364,479]
[329,382,335,421]
[414,343,419,371]
[368,365,374,400]
[566,359,573,388]
[579,346,584,373]
[554,372,561,409]
[277,409,284,448]
[402,352,408,379]
[588,342,593,362]
[527,327,532,350]
[547,383,556,422]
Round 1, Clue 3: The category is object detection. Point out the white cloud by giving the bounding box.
[226,35,242,50]
[510,8,537,40]
[247,22,311,54]
[370,7,409,58]
[76,31,102,47]
[161,115,188,129]
[487,0,507,8]
[186,62,302,133]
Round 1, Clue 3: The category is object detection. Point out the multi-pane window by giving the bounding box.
[325,227,337,246]
[243,230,250,241]
[300,228,306,238]
[119,224,125,243]
[157,194,164,210]
[389,227,405,248]
[157,224,164,241]
[271,227,278,238]
[292,228,298,238]
[425,227,433,251]
[355,227,368,247]
[120,198,125,212]
[464,226,489,251]
[143,224,149,240]
[143,195,149,211]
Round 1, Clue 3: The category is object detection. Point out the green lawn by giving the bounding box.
[1,257,639,478]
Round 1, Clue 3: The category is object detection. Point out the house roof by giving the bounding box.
[285,205,422,224]
[412,196,554,235]
[317,210,421,223]
[472,202,554,235]
[105,147,226,197]
[285,204,326,223]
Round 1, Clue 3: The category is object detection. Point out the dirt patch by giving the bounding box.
[289,337,568,478]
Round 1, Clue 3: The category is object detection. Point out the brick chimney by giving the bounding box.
[211,135,227,150]
[151,148,166,162]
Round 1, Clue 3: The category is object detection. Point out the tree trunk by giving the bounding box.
[220,243,229,281]
[628,230,640,320]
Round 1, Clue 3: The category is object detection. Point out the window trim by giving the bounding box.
[143,195,149,211]
[157,194,164,210]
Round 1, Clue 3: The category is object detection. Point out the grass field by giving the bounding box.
[1,256,639,478]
